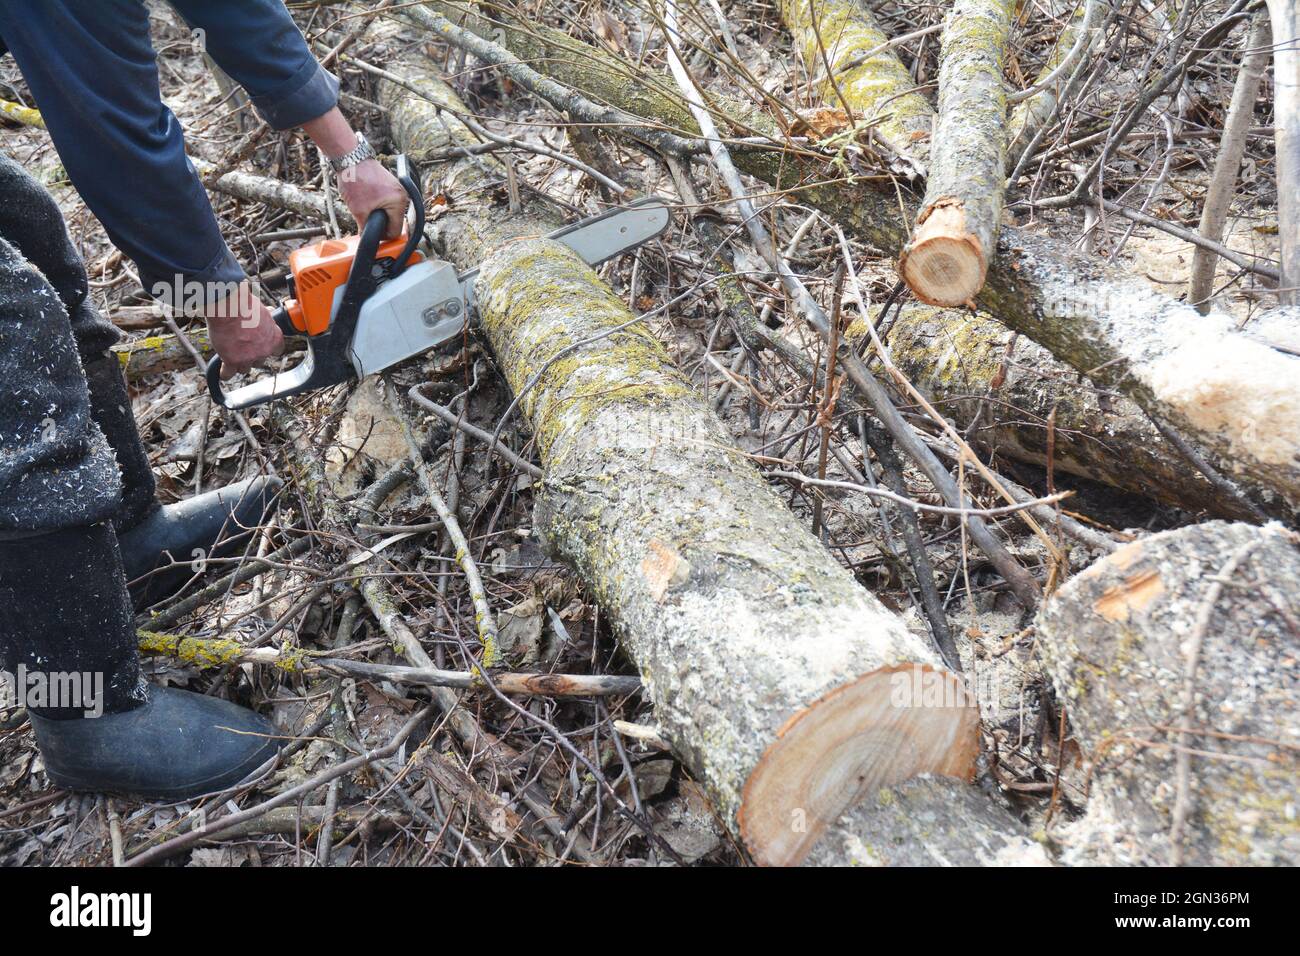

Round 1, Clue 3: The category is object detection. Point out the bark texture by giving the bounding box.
[1188,12,1273,313]
[402,2,1300,520]
[1269,0,1300,305]
[807,775,1051,866]
[113,329,303,383]
[1037,521,1300,866]
[113,329,212,381]
[883,304,1292,521]
[1007,0,1102,166]
[899,0,1015,306]
[377,41,979,866]
[779,0,934,163]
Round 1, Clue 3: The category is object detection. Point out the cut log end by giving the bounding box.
[738,664,980,866]
[900,203,987,306]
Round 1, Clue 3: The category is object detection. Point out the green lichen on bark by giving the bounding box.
[780,0,934,158]
[476,239,692,464]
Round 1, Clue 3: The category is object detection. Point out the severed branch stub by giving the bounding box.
[899,0,1015,306]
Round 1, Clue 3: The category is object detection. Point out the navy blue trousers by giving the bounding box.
[0,0,338,308]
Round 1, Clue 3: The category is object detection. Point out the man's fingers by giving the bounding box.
[384,199,407,238]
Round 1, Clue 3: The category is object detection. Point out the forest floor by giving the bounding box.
[0,0,1285,866]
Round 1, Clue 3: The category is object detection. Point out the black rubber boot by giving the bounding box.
[81,351,283,608]
[117,474,283,609]
[30,688,281,800]
[0,523,281,800]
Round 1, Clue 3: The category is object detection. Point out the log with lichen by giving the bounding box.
[113,328,303,383]
[899,0,1014,306]
[376,41,981,867]
[113,329,213,381]
[1036,521,1300,865]
[400,1,1300,518]
[1007,0,1103,169]
[881,304,1295,521]
[807,774,1052,866]
[779,0,933,163]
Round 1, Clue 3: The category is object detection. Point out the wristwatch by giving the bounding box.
[328,132,377,173]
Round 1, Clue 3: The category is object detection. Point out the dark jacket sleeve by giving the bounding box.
[168,0,339,130]
[0,1,339,309]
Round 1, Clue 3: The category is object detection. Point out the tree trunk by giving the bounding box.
[1187,12,1272,313]
[779,0,934,164]
[376,43,979,867]
[1268,0,1300,304]
[808,775,1052,866]
[402,2,1300,520]
[882,304,1293,521]
[1036,521,1300,865]
[899,0,1014,306]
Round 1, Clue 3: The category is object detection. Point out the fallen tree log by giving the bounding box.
[779,0,934,163]
[807,774,1051,866]
[899,0,1014,305]
[882,304,1290,521]
[404,0,1300,524]
[377,43,979,867]
[114,328,212,381]
[114,329,304,383]
[1037,521,1300,865]
[1006,0,1103,171]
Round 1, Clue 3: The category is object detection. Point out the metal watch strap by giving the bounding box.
[329,132,376,173]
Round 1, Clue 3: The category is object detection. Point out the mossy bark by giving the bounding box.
[808,775,1051,866]
[1007,0,1101,163]
[113,329,303,383]
[377,41,979,866]
[113,329,212,381]
[884,304,1294,521]
[1037,521,1300,865]
[402,2,1300,517]
[899,0,1014,305]
[779,0,934,162]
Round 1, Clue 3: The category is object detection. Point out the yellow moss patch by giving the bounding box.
[137,630,310,673]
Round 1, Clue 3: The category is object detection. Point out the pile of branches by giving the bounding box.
[0,0,1296,867]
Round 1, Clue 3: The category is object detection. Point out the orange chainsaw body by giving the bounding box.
[283,232,424,335]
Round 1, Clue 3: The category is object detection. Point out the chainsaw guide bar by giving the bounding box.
[207,155,670,410]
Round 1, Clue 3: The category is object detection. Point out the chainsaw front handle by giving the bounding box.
[206,206,390,410]
[207,156,428,409]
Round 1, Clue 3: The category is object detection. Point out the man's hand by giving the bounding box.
[338,158,408,239]
[206,281,284,379]
[301,107,409,238]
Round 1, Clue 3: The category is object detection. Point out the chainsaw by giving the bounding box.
[206,155,671,410]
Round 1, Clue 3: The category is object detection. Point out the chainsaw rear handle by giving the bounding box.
[206,157,424,410]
